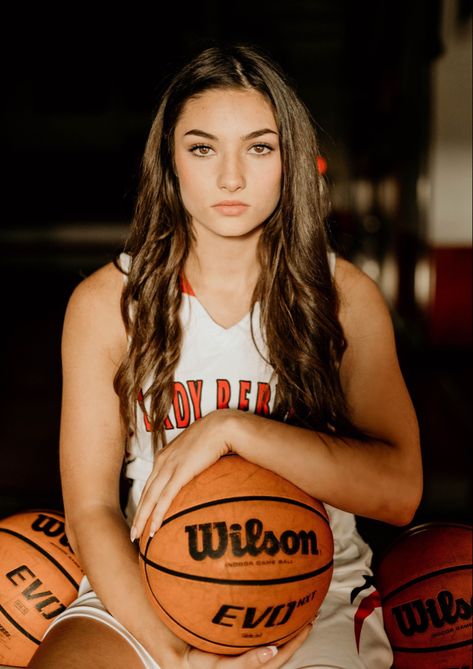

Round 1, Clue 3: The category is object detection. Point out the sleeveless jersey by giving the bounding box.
[119,252,373,581]
[41,252,392,669]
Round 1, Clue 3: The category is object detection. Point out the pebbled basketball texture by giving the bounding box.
[139,454,334,654]
[376,522,472,669]
[0,509,83,667]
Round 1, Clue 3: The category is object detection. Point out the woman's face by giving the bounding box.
[173,88,282,240]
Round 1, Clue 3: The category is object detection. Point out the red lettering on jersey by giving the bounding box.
[173,382,191,428]
[187,380,203,421]
[138,389,153,432]
[216,379,231,409]
[238,380,252,411]
[143,413,153,431]
[139,388,174,431]
[255,382,271,416]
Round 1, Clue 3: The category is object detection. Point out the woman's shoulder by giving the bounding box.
[64,261,127,355]
[334,256,385,301]
[333,256,393,336]
[68,261,124,311]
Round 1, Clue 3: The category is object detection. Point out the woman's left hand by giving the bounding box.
[130,409,243,542]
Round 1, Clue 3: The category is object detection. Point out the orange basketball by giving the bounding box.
[376,522,472,668]
[0,509,84,667]
[139,454,334,654]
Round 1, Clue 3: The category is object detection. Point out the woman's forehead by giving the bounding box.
[175,88,277,136]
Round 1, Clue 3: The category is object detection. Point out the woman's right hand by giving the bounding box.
[164,623,313,669]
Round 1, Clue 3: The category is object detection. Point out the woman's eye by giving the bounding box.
[250,143,272,155]
[189,144,214,157]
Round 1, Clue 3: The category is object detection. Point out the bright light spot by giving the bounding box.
[414,256,434,311]
[360,257,381,281]
[352,180,374,215]
[379,253,399,304]
[377,177,399,217]
[316,155,328,175]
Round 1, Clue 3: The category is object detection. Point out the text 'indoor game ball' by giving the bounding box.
[0,510,83,667]
[139,454,334,654]
[376,522,472,669]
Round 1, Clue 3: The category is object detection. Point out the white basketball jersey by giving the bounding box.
[119,252,372,577]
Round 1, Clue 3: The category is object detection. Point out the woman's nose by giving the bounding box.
[217,154,246,192]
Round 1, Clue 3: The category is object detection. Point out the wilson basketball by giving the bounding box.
[139,454,334,654]
[0,509,83,667]
[376,522,472,668]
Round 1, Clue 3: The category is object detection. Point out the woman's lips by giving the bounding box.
[212,201,249,216]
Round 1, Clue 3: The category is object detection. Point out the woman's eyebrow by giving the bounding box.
[183,129,217,140]
[183,128,279,140]
[244,128,279,140]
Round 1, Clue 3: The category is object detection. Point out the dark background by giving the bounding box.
[0,1,471,559]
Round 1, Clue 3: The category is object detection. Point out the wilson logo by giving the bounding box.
[391,589,472,636]
[185,518,319,561]
[31,513,73,553]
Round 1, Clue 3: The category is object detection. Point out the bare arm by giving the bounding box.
[232,260,422,525]
[132,258,422,538]
[60,263,185,664]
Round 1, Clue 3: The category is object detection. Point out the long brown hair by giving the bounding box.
[114,43,361,449]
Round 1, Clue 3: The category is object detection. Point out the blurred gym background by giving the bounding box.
[0,0,471,556]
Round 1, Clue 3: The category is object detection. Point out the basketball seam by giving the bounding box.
[140,555,333,586]
[377,523,472,562]
[381,563,472,603]
[140,493,332,651]
[144,573,312,650]
[0,528,81,590]
[159,496,330,529]
[391,638,473,653]
[0,603,41,645]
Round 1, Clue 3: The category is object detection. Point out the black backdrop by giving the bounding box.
[0,1,471,558]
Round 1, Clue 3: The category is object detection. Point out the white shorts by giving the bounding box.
[43,573,393,669]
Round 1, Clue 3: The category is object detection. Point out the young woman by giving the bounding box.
[28,44,422,669]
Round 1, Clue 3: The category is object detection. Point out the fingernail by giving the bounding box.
[149,523,157,538]
[130,527,137,542]
[257,645,278,662]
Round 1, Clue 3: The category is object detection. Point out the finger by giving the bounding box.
[187,624,313,669]
[230,645,279,667]
[147,473,185,536]
[131,470,173,541]
[188,645,279,668]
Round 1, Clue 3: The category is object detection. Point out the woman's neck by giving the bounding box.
[183,226,261,329]
[184,226,261,296]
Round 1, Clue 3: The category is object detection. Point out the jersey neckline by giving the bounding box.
[180,271,254,333]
